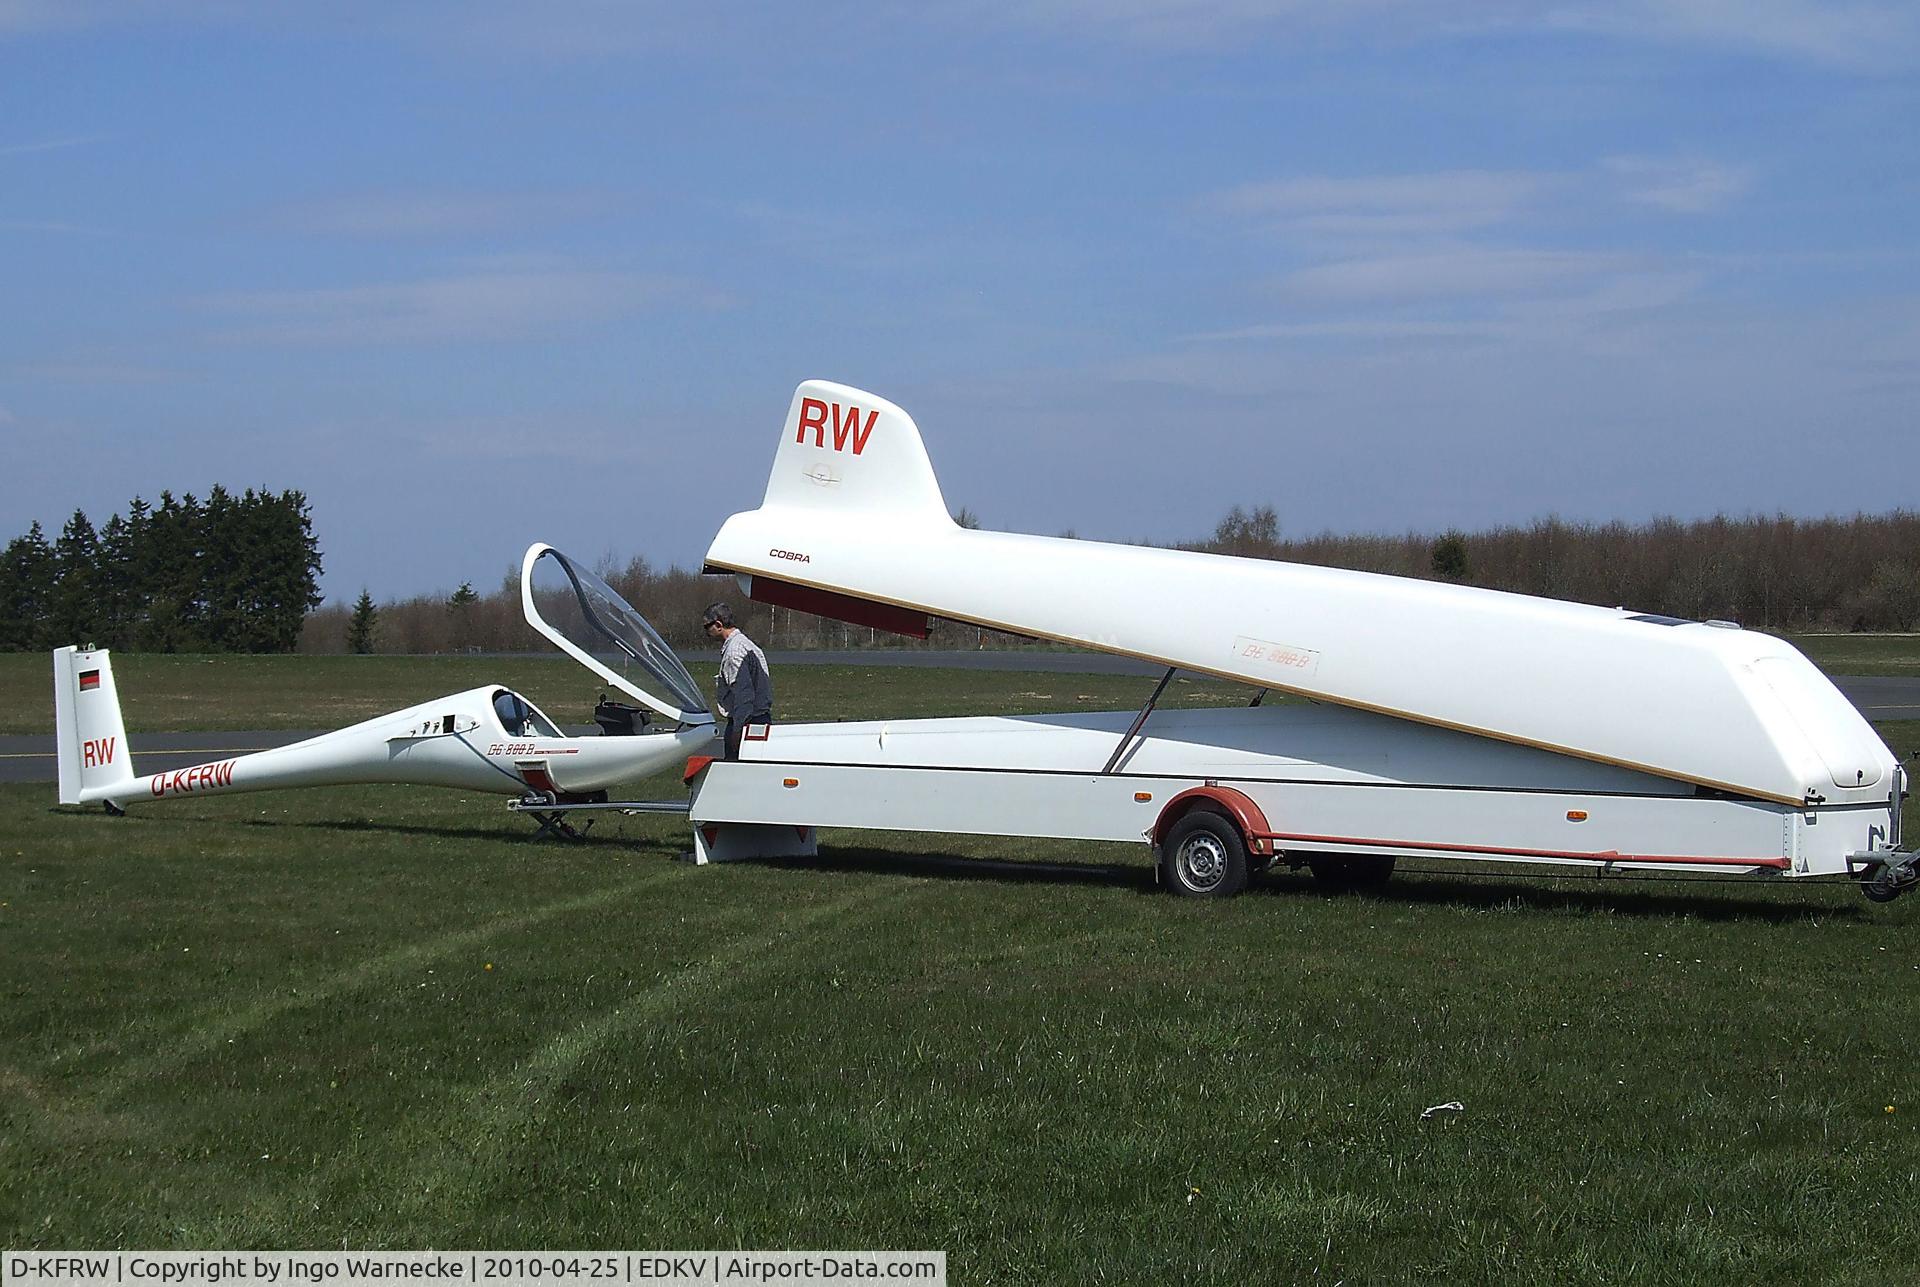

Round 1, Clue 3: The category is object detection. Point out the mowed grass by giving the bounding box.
[1786,633,1920,677]
[2,663,1919,1280]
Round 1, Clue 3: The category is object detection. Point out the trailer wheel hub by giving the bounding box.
[1176,832,1228,891]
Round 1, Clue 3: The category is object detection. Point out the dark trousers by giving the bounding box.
[723,710,772,760]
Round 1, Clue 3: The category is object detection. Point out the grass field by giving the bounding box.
[4,659,1919,1281]
[1786,633,1920,677]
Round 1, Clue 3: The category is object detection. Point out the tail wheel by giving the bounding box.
[1162,811,1250,898]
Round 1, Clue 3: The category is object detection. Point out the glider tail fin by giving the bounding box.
[54,646,134,805]
[760,380,954,525]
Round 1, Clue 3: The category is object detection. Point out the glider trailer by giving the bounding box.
[683,381,1914,902]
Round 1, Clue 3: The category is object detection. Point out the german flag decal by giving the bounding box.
[79,670,101,691]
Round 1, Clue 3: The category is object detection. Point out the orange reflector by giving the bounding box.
[1567,810,1588,822]
[1134,791,1153,802]
[783,778,799,788]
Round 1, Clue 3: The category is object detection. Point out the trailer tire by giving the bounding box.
[1162,811,1250,898]
[1306,853,1397,889]
[1861,865,1908,903]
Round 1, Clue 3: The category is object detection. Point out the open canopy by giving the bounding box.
[520,543,711,726]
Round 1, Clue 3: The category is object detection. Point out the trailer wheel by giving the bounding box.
[1306,854,1397,889]
[1861,866,1908,903]
[1162,811,1250,898]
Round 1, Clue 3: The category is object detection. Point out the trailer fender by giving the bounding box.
[1153,786,1274,856]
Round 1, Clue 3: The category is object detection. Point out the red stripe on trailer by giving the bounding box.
[745,575,931,639]
[1258,829,1791,869]
[684,755,717,783]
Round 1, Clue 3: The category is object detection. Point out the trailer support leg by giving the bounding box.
[690,822,819,865]
[525,810,587,841]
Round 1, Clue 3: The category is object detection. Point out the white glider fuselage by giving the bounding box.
[54,649,712,811]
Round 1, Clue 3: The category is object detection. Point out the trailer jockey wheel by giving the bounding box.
[1162,811,1250,898]
[1861,858,1914,903]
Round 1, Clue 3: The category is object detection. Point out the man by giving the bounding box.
[703,602,773,760]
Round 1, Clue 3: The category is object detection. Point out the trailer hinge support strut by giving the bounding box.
[1103,667,1177,775]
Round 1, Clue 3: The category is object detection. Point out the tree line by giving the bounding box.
[1193,506,1920,633]
[1,488,323,653]
[303,507,1920,656]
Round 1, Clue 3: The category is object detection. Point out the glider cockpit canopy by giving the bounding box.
[521,544,712,727]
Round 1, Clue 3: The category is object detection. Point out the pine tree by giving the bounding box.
[49,509,102,646]
[347,589,379,654]
[198,484,241,651]
[0,522,56,650]
[214,488,323,653]
[254,488,324,652]
[1430,530,1470,582]
[97,512,133,646]
[447,581,479,649]
[140,491,202,651]
[120,496,155,646]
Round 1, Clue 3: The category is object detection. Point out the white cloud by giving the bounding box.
[0,219,111,234]
[1603,156,1755,214]
[1279,249,1634,303]
[7,360,188,384]
[965,0,1919,68]
[9,0,1913,70]
[193,268,722,345]
[1198,160,1737,327]
[274,190,613,239]
[1184,319,1507,343]
[1542,0,1920,73]
[1206,170,1548,242]
[0,133,110,157]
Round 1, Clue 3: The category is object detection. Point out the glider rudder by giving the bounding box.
[53,646,134,805]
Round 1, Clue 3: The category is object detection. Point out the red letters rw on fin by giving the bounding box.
[795,398,878,455]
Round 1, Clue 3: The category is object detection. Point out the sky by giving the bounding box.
[3,1,1917,603]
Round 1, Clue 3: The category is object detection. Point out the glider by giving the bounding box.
[54,544,715,833]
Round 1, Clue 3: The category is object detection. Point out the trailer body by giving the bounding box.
[687,703,1902,889]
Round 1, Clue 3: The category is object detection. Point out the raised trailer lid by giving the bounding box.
[703,381,1895,807]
